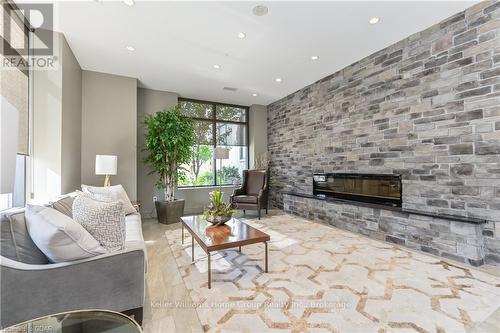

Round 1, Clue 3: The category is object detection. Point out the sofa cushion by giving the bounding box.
[233,195,258,204]
[51,196,75,218]
[73,194,126,251]
[125,213,144,243]
[25,205,107,263]
[82,184,136,215]
[124,213,147,270]
[0,208,49,264]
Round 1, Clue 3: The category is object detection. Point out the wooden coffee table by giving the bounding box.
[181,215,270,289]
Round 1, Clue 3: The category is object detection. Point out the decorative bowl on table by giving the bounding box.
[203,191,235,226]
[206,214,232,225]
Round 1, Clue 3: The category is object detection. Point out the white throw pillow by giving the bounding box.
[81,184,136,215]
[72,194,126,251]
[25,205,107,263]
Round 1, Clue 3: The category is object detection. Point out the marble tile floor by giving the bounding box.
[142,220,204,333]
[141,210,500,333]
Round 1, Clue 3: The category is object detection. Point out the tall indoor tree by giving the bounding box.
[144,105,194,223]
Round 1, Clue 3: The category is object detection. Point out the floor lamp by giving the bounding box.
[214,147,229,185]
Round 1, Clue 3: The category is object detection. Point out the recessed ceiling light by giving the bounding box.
[252,93,258,97]
[275,78,282,83]
[237,32,246,39]
[369,17,380,24]
[126,46,135,51]
[213,64,221,69]
[311,55,319,60]
[253,5,269,16]
[123,0,134,6]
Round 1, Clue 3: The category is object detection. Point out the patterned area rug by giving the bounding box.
[165,212,500,333]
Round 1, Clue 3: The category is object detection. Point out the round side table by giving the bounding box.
[3,309,142,333]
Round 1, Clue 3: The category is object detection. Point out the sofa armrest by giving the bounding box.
[0,247,145,329]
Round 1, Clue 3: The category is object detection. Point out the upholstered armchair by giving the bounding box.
[230,169,269,219]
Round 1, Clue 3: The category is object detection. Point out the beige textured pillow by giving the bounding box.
[81,184,136,215]
[72,195,126,251]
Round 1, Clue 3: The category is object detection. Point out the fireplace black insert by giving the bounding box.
[313,173,402,207]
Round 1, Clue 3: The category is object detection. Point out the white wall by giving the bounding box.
[32,32,62,202]
[81,71,137,199]
[32,32,82,203]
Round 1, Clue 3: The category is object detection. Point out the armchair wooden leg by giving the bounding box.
[258,209,261,220]
[266,207,268,214]
[243,210,245,215]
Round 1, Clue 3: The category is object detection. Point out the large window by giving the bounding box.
[178,98,248,187]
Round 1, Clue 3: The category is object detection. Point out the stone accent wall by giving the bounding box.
[268,1,500,264]
[284,194,488,265]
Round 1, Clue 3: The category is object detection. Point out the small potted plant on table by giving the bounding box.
[144,105,194,224]
[204,191,235,226]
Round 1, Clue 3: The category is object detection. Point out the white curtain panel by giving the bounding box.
[0,96,19,194]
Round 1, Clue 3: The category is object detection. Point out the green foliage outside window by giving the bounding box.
[218,166,242,185]
[177,100,248,187]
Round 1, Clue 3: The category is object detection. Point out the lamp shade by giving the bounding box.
[214,147,229,159]
[95,155,117,175]
[0,97,19,194]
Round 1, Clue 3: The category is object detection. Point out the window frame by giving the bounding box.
[178,97,250,188]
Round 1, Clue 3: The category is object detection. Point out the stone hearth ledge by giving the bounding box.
[283,192,490,266]
[284,192,487,224]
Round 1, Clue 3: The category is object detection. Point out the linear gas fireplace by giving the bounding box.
[313,173,402,207]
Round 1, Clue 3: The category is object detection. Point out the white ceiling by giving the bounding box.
[50,1,477,106]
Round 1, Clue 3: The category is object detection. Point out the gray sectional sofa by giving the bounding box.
[0,194,147,329]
